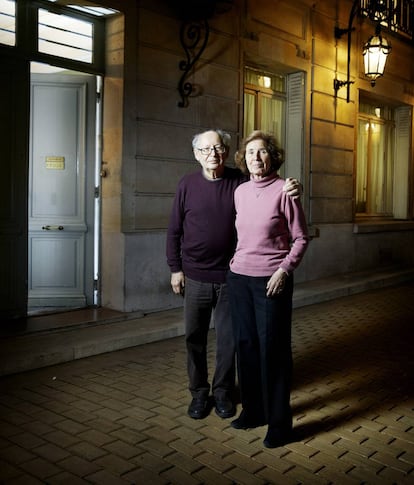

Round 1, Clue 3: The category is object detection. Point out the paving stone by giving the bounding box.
[195,450,234,473]
[53,418,89,435]
[122,466,169,484]
[0,443,37,465]
[224,451,265,474]
[84,468,131,484]
[256,465,300,484]
[58,454,102,477]
[46,471,90,484]
[0,282,413,484]
[2,473,45,484]
[132,451,173,474]
[32,442,70,462]
[19,456,62,480]
[164,449,204,474]
[109,427,148,446]
[93,452,136,475]
[103,439,143,460]
[0,458,22,480]
[77,429,116,447]
[68,440,109,461]
[160,465,201,485]
[225,464,268,484]
[0,420,21,438]
[168,437,205,458]
[7,431,46,450]
[137,438,175,458]
[43,429,81,448]
[70,399,104,413]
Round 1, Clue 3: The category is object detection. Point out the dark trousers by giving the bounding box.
[227,271,293,430]
[184,277,235,400]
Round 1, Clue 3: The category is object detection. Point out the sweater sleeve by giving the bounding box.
[279,193,309,275]
[166,183,184,273]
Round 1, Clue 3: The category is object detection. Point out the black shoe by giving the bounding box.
[188,397,209,419]
[214,397,235,419]
[231,412,265,429]
[263,426,292,448]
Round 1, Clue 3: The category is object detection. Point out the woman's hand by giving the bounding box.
[171,271,185,296]
[266,268,288,297]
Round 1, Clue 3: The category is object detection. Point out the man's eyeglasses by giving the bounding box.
[197,144,226,155]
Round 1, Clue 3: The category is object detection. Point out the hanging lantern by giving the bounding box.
[363,33,391,86]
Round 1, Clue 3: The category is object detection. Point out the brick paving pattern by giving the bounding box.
[0,282,413,484]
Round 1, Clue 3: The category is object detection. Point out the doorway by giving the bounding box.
[0,1,124,321]
[28,63,101,313]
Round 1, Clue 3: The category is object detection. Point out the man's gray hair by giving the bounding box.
[192,129,231,149]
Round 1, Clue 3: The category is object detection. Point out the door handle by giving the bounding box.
[42,225,64,231]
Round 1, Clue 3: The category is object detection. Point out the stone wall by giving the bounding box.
[99,0,414,313]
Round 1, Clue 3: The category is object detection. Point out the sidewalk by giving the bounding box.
[0,265,413,377]
[0,278,413,483]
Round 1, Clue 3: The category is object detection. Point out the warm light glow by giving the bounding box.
[363,34,391,86]
[258,75,272,88]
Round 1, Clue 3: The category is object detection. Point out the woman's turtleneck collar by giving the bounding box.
[250,170,279,188]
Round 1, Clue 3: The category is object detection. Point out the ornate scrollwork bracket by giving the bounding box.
[178,19,210,108]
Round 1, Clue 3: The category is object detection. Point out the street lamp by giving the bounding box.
[334,0,393,102]
[363,28,392,86]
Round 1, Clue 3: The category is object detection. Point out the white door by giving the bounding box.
[28,72,97,310]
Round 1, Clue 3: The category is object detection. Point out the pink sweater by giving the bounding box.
[230,173,309,277]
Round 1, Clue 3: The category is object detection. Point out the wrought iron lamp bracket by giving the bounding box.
[178,19,210,108]
[175,0,233,107]
[334,0,394,102]
[334,0,360,103]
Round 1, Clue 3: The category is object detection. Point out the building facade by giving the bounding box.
[1,0,413,319]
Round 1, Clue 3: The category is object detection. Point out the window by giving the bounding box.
[0,0,119,74]
[356,100,411,219]
[0,0,15,46]
[244,67,286,148]
[243,67,305,182]
[38,8,94,64]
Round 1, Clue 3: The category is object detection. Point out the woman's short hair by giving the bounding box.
[235,130,284,174]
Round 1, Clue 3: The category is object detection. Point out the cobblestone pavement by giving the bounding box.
[0,282,413,484]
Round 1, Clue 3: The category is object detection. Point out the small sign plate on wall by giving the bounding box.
[46,156,65,170]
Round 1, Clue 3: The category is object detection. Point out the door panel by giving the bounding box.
[0,58,29,320]
[29,234,84,305]
[28,74,96,309]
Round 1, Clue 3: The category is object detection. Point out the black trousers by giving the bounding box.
[227,271,293,430]
[184,277,236,400]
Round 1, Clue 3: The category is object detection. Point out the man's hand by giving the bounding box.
[283,177,303,199]
[171,271,185,296]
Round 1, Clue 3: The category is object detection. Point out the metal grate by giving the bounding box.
[360,0,414,42]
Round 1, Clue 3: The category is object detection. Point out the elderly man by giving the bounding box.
[166,129,301,420]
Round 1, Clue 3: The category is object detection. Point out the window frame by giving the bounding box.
[243,67,288,176]
[243,67,306,186]
[356,99,412,221]
[356,112,395,218]
[0,0,105,75]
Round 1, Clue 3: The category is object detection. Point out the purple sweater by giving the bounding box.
[166,167,247,283]
[230,172,309,277]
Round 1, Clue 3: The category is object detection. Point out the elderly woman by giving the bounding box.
[227,130,309,448]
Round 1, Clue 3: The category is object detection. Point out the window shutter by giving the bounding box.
[285,72,305,183]
[393,106,411,219]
